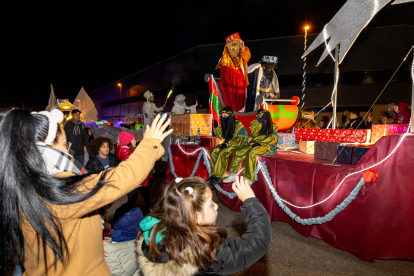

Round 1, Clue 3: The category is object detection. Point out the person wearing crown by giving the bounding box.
[207,107,248,186]
[143,90,165,130]
[215,33,251,112]
[223,109,278,184]
[245,55,280,112]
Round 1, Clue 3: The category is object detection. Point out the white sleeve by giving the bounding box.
[190,105,197,114]
[154,106,164,112]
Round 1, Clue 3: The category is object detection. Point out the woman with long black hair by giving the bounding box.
[0,109,172,276]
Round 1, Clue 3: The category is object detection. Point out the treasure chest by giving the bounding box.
[171,114,213,137]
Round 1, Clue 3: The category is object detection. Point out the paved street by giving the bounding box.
[108,161,414,276]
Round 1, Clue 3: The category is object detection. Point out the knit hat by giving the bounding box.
[119,131,135,145]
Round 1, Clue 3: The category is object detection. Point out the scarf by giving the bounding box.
[258,111,273,136]
[36,142,86,175]
[72,119,84,135]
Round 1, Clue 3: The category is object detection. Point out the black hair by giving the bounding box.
[0,109,108,275]
[350,110,360,117]
[261,61,276,81]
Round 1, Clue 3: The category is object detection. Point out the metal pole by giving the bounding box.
[119,87,122,121]
[411,48,414,131]
[333,45,339,129]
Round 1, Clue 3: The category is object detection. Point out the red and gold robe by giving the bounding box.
[216,46,251,112]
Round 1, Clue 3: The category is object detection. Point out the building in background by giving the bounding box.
[90,25,414,122]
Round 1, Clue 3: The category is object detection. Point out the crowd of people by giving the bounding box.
[310,102,411,131]
[0,107,271,276]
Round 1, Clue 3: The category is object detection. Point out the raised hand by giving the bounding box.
[143,114,173,142]
[232,176,256,202]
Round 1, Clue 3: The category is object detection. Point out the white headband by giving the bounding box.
[32,109,64,145]
[185,187,194,195]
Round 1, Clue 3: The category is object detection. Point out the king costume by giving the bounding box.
[207,107,248,185]
[246,55,280,112]
[143,90,164,130]
[216,32,251,112]
[223,109,278,184]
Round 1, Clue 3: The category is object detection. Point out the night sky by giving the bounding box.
[1,0,413,110]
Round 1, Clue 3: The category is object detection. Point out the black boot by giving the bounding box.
[212,177,224,185]
[207,175,217,185]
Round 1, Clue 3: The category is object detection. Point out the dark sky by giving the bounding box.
[1,0,413,110]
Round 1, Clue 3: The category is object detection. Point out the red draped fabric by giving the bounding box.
[219,66,247,112]
[165,134,414,261]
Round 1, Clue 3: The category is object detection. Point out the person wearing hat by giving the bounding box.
[64,108,90,165]
[245,55,280,112]
[143,91,165,130]
[117,131,152,212]
[215,32,251,112]
[171,94,198,114]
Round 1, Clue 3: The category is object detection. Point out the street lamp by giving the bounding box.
[118,83,122,121]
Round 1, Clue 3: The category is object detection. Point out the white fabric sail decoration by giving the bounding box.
[73,87,98,122]
[45,84,57,111]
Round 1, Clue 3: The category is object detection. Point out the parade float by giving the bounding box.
[165,0,414,262]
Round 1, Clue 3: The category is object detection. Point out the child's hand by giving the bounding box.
[232,176,256,202]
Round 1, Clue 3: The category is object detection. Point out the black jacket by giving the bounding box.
[64,120,90,156]
[85,154,119,174]
[342,115,366,129]
[136,197,272,276]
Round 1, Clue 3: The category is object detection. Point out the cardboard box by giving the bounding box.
[171,114,212,137]
[371,124,409,144]
[299,141,315,154]
[337,145,370,165]
[278,133,297,148]
[314,142,340,162]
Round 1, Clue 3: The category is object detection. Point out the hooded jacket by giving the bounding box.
[394,102,411,124]
[135,197,271,276]
[117,146,133,161]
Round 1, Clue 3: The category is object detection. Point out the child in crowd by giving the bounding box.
[136,176,271,276]
[86,137,119,174]
[87,128,95,143]
[117,131,153,212]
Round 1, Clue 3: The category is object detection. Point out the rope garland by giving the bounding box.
[167,146,369,225]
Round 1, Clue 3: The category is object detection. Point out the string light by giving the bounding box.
[301,26,309,108]
[275,128,413,209]
[177,143,204,155]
